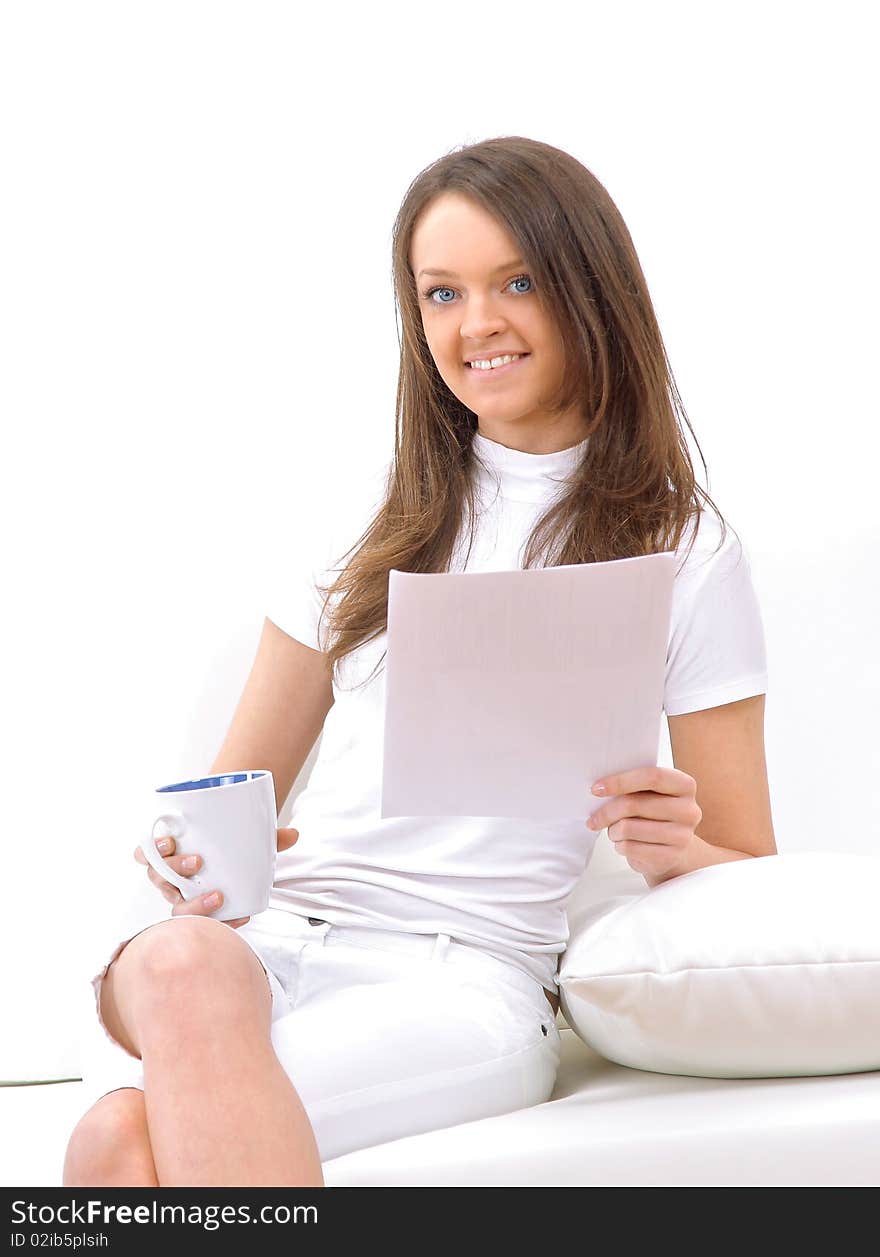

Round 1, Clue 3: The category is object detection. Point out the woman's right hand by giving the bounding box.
[132,827,300,930]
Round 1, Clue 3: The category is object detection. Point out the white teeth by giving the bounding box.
[468,353,524,371]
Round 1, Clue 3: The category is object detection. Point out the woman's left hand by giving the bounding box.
[587,765,702,881]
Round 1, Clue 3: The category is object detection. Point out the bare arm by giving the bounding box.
[667,693,777,859]
[630,693,777,887]
[136,616,335,919]
[209,617,335,818]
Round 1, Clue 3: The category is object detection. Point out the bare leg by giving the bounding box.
[64,1088,159,1187]
[97,916,324,1187]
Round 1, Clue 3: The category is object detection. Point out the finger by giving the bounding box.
[171,891,224,918]
[593,766,695,799]
[144,865,182,899]
[146,864,193,892]
[226,917,251,929]
[588,791,687,831]
[158,853,202,879]
[613,838,688,878]
[134,837,176,864]
[608,819,694,846]
[144,853,201,890]
[276,827,299,852]
[613,841,675,880]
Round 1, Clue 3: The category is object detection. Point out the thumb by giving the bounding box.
[276,827,300,852]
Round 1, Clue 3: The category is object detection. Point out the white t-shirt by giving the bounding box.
[265,431,769,996]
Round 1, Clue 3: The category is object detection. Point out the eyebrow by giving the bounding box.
[417,258,526,280]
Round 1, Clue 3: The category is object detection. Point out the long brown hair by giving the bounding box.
[315,136,734,688]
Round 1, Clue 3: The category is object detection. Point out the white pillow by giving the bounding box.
[558,851,880,1078]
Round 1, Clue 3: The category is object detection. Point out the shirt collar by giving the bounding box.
[470,429,590,504]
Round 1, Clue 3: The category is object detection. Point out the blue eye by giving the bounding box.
[422,274,533,305]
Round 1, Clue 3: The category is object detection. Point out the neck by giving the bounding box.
[475,423,589,456]
[470,427,590,504]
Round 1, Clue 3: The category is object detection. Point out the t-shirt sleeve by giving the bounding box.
[263,462,390,654]
[664,521,769,716]
[263,500,349,653]
[264,544,333,653]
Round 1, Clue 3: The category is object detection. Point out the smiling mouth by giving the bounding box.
[465,353,530,374]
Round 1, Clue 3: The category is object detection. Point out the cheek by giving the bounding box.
[437,358,467,393]
[520,323,555,368]
[428,333,458,369]
[537,331,565,367]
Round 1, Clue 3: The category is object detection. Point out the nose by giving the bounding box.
[459,295,509,343]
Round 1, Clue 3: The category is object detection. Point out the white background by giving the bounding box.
[1,0,877,1080]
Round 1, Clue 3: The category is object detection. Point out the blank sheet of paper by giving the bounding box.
[380,552,677,821]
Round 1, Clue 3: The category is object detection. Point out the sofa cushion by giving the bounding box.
[9,1034,880,1187]
[558,850,880,1077]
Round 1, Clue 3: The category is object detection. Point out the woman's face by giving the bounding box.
[409,191,588,454]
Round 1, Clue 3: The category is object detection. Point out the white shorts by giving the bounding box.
[80,907,562,1165]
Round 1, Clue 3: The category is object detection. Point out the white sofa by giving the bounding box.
[3,538,878,1187]
[3,830,879,1188]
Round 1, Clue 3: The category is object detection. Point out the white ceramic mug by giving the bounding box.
[139,770,277,921]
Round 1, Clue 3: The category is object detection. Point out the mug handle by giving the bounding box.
[138,809,198,899]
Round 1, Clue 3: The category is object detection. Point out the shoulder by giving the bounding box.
[664,505,768,714]
[671,507,749,594]
[310,455,391,574]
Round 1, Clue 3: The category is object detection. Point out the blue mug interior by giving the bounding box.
[158,771,268,794]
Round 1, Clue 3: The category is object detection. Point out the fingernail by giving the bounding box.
[592,783,607,795]
[157,838,173,854]
[181,856,199,872]
[203,892,221,909]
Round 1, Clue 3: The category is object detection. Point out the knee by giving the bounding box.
[124,915,230,998]
[63,1089,148,1187]
[120,916,267,1025]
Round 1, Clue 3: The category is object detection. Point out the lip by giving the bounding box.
[464,353,530,380]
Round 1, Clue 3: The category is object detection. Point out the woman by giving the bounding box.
[64,135,775,1187]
